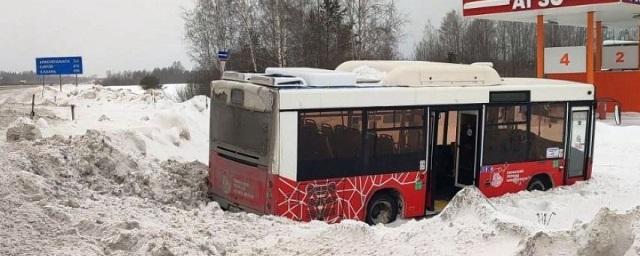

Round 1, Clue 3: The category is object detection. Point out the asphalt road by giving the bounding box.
[0,85,36,91]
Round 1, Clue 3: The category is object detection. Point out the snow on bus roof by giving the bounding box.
[336,60,503,87]
[277,77,594,110]
[265,67,357,87]
[234,61,504,88]
[217,61,594,110]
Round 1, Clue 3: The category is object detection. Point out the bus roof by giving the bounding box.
[278,77,594,111]
[336,60,502,86]
[217,61,595,111]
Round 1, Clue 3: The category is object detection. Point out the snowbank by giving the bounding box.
[2,84,640,255]
[0,84,210,163]
[4,130,208,208]
[6,117,42,142]
[0,129,211,255]
[516,207,640,256]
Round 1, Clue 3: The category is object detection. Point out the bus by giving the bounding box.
[208,61,596,225]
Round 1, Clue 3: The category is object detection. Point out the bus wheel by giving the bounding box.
[527,177,548,191]
[366,193,398,225]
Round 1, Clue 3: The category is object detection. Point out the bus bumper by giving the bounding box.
[208,191,265,215]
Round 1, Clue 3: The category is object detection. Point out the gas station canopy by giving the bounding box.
[463,0,640,112]
[463,0,640,26]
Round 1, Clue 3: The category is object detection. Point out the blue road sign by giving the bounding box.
[36,56,83,75]
[217,50,230,61]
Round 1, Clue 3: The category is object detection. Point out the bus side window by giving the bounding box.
[365,109,425,173]
[297,111,363,181]
[484,103,567,166]
[483,105,529,165]
[529,103,566,160]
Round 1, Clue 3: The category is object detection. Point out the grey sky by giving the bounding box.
[397,0,460,59]
[0,0,457,76]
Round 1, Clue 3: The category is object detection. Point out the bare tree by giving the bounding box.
[184,0,403,72]
[438,10,466,63]
[184,0,236,71]
[463,19,496,63]
[415,21,444,62]
[344,0,404,60]
[233,0,260,72]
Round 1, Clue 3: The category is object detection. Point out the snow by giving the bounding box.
[265,68,358,87]
[1,84,640,255]
[6,117,42,142]
[0,84,209,163]
[352,65,386,83]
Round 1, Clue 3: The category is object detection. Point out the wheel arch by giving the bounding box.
[365,187,404,218]
[529,173,554,189]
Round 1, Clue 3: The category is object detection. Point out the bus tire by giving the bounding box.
[527,176,549,191]
[366,193,398,225]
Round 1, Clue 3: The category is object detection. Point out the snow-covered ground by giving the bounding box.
[0,84,208,163]
[0,84,639,256]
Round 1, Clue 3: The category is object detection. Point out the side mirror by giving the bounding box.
[614,105,622,126]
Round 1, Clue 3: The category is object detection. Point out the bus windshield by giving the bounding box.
[211,81,275,164]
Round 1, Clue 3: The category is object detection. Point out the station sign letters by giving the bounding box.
[463,0,620,16]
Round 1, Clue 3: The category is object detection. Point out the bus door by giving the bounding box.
[427,108,480,212]
[455,110,479,187]
[566,105,593,183]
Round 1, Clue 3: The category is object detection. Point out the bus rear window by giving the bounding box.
[211,86,274,163]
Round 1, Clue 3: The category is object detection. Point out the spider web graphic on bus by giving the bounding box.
[275,172,421,223]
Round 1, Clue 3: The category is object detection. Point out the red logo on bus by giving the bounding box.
[306,183,340,221]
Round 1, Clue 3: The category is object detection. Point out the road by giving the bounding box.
[0,85,37,91]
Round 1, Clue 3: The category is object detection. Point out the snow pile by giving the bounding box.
[6,117,42,142]
[5,129,208,208]
[0,129,216,255]
[3,84,640,255]
[230,188,527,256]
[4,85,170,107]
[0,84,210,163]
[439,187,497,221]
[0,127,318,255]
[352,65,385,83]
[516,207,640,256]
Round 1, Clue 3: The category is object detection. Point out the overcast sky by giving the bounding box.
[0,0,458,76]
[397,0,461,59]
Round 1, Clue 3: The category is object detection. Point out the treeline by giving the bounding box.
[415,10,639,77]
[98,61,204,86]
[184,0,403,73]
[0,71,94,85]
[0,71,39,85]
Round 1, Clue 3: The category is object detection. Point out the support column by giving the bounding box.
[536,15,545,78]
[595,21,603,72]
[586,12,595,85]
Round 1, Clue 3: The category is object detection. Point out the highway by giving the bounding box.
[0,85,37,91]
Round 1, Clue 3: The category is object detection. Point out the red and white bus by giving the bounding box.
[208,61,596,225]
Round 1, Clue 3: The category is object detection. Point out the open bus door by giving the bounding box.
[565,104,594,185]
[455,110,479,187]
[427,108,481,213]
